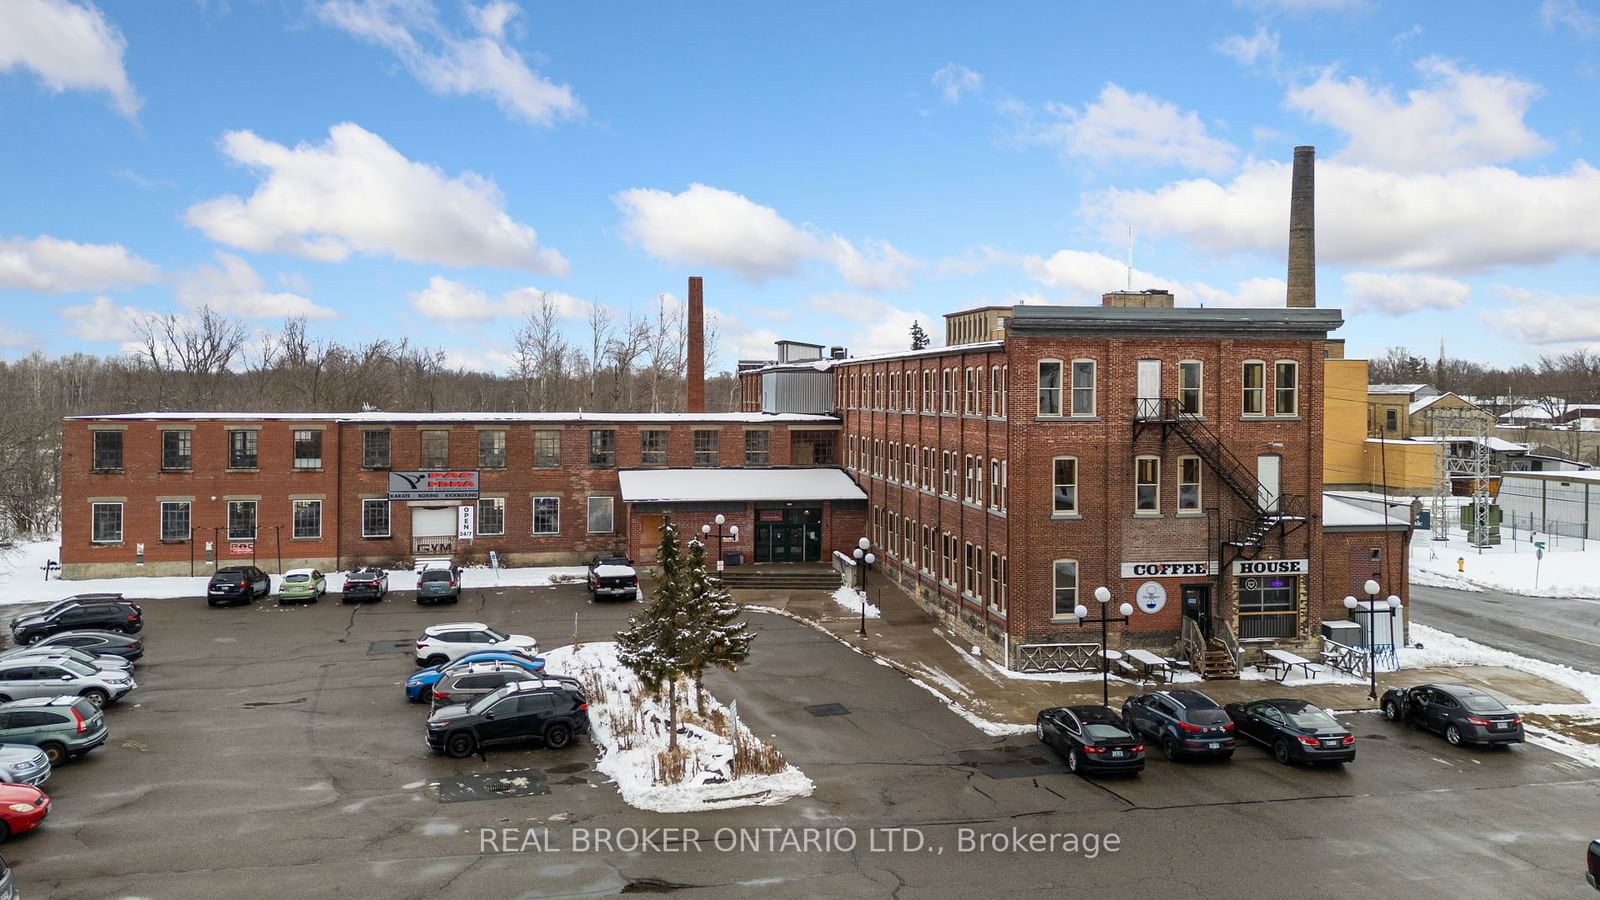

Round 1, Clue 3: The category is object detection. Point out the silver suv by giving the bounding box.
[430,662,556,709]
[0,696,107,763]
[0,645,132,673]
[0,744,49,787]
[0,656,136,708]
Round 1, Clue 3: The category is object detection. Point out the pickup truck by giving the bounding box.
[341,567,388,603]
[587,554,639,602]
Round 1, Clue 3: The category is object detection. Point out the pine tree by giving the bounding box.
[681,538,755,713]
[909,320,930,351]
[616,513,693,750]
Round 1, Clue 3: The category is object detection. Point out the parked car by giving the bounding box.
[207,565,271,606]
[426,679,589,758]
[405,651,546,703]
[1381,683,1525,747]
[26,594,125,620]
[0,783,48,842]
[429,662,578,709]
[0,657,135,708]
[1122,689,1236,760]
[278,568,326,605]
[1036,704,1145,775]
[0,645,132,673]
[0,696,107,763]
[587,554,639,602]
[1588,838,1599,890]
[0,745,49,787]
[414,623,538,668]
[26,630,142,662]
[417,565,462,605]
[1225,698,1356,765]
[341,567,388,603]
[0,850,14,900]
[11,599,143,645]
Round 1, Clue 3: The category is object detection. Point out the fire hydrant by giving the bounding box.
[1457,557,1465,573]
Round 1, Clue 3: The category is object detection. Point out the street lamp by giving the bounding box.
[852,537,875,637]
[1344,582,1403,701]
[1074,585,1136,707]
[701,514,736,573]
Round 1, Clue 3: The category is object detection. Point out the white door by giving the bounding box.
[1256,455,1280,512]
[1136,359,1162,419]
[411,506,455,536]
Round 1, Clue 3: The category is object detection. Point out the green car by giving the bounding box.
[278,568,326,605]
[0,696,107,763]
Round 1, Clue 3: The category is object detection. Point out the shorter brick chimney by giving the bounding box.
[686,276,705,413]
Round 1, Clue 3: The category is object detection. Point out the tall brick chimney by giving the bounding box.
[1286,145,1316,308]
[686,276,705,412]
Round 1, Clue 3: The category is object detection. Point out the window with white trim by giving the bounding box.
[532,497,560,535]
[1038,360,1062,416]
[1000,365,1008,418]
[1053,457,1078,515]
[1242,361,1266,416]
[160,501,190,541]
[989,459,1001,510]
[989,366,1001,416]
[478,497,505,535]
[964,367,976,415]
[361,499,390,538]
[1071,360,1096,416]
[1179,456,1202,511]
[922,370,934,412]
[1053,559,1078,618]
[964,454,974,502]
[889,372,899,410]
[1135,456,1160,513]
[227,500,257,540]
[1179,360,1203,416]
[1275,361,1298,415]
[91,502,122,543]
[989,551,1002,613]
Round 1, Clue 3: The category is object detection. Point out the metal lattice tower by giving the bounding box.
[1427,407,1494,544]
[1429,432,1450,541]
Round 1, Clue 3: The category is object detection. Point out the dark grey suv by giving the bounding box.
[1122,689,1236,761]
[416,567,461,605]
[427,680,589,758]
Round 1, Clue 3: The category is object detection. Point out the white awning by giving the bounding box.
[617,468,867,504]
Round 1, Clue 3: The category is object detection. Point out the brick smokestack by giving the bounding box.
[686,276,705,412]
[1286,145,1316,308]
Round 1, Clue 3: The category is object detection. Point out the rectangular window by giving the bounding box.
[478,497,505,535]
[160,501,190,541]
[904,372,915,412]
[964,367,976,414]
[362,430,391,468]
[534,430,561,467]
[744,430,771,466]
[990,366,1001,417]
[963,542,976,596]
[478,430,506,468]
[1179,361,1203,416]
[1385,409,1398,432]
[532,497,560,535]
[1038,361,1061,416]
[1275,361,1298,415]
[1242,362,1266,416]
[1053,457,1078,515]
[963,455,975,502]
[161,430,191,470]
[587,496,615,534]
[1000,365,1008,418]
[889,373,900,410]
[923,371,934,411]
[923,448,934,491]
[888,444,899,482]
[989,460,1001,510]
[227,500,257,540]
[1071,361,1096,416]
[91,431,123,471]
[361,499,390,538]
[292,499,322,539]
[989,552,1001,611]
[1136,457,1160,513]
[292,430,322,469]
[588,430,615,467]
[421,430,449,468]
[227,430,257,469]
[91,502,122,543]
[1001,460,1008,512]
[941,451,952,495]
[1179,456,1202,511]
[640,429,668,465]
[874,373,882,408]
[1053,560,1079,618]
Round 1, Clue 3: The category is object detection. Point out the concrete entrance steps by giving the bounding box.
[720,565,841,590]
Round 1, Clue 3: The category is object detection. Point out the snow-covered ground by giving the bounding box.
[1411,527,1600,598]
[829,585,880,619]
[0,537,584,606]
[542,641,813,813]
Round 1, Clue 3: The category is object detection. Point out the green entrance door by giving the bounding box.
[754,508,823,562]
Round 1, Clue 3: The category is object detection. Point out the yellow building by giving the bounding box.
[1326,361,1439,493]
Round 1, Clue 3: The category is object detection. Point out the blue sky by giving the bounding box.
[4,0,1600,372]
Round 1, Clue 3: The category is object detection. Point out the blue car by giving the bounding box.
[405,651,546,702]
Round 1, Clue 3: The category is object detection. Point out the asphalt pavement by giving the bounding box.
[1411,583,1600,671]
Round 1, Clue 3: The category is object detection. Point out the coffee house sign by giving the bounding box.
[388,470,479,501]
[1232,558,1309,576]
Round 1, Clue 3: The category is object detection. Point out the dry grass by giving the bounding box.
[1523,713,1600,743]
[732,728,788,778]
[655,745,691,785]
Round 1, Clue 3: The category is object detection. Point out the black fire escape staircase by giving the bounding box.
[1134,399,1309,678]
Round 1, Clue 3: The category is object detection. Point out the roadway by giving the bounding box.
[1410,583,1600,671]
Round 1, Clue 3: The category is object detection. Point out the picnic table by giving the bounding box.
[1125,648,1180,681]
[1262,648,1318,682]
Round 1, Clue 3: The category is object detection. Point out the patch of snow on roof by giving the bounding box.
[618,468,866,503]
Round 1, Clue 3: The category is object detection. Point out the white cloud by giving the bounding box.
[1540,0,1599,38]
[1216,26,1281,70]
[1341,272,1470,314]
[186,123,567,273]
[964,245,1282,308]
[409,275,589,321]
[808,293,925,356]
[1286,58,1551,171]
[0,0,140,117]
[1012,84,1237,174]
[60,295,151,342]
[314,0,581,125]
[1492,286,1600,344]
[0,235,159,292]
[614,183,916,290]
[1089,158,1600,274]
[931,64,982,103]
[175,252,336,319]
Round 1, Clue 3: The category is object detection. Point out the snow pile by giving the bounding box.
[829,585,880,619]
[542,641,812,813]
[1411,528,1600,598]
[0,537,583,605]
[1399,623,1600,705]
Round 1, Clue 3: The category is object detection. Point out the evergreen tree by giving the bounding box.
[909,320,930,351]
[616,514,693,750]
[681,538,755,713]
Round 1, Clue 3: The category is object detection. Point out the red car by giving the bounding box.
[0,783,49,841]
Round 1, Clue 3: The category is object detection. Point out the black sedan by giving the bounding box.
[25,630,143,662]
[1225,698,1355,765]
[1036,705,1145,775]
[1380,683,1524,747]
[1588,838,1599,890]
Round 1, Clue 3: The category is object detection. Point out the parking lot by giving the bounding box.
[5,582,1600,899]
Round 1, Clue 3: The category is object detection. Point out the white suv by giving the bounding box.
[414,622,538,667]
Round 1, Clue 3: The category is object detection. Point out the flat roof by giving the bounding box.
[66,411,840,425]
[617,467,867,503]
[1007,304,1343,339]
[1501,469,1600,483]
